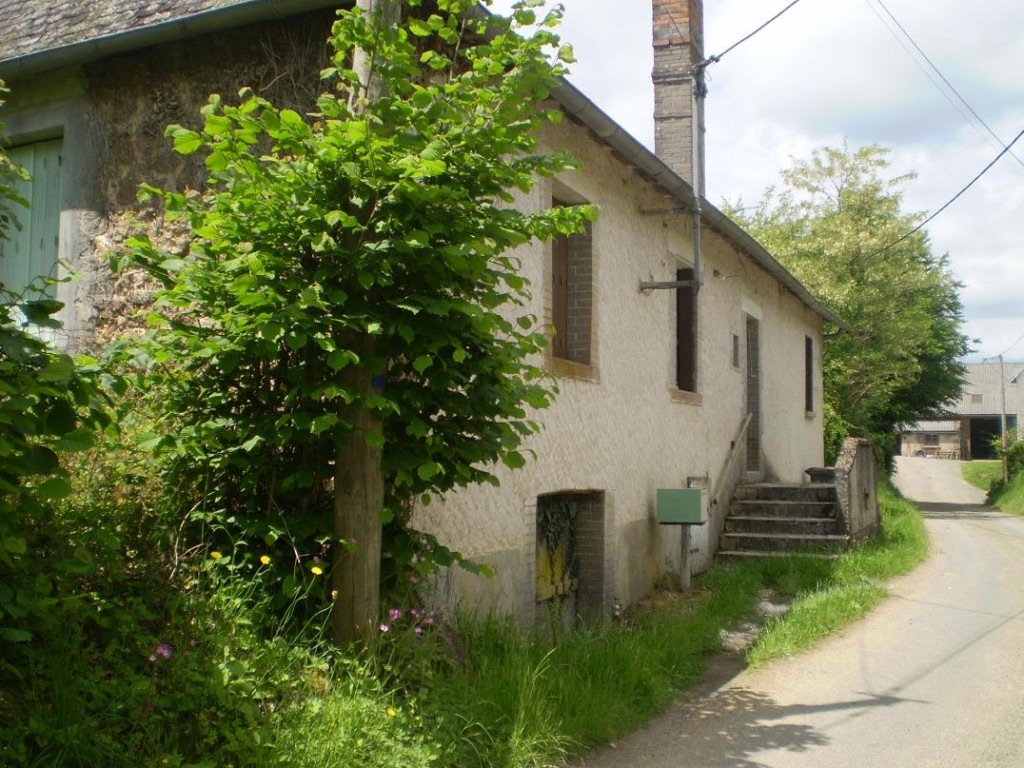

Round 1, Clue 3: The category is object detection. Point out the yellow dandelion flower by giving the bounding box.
[260,555,271,565]
[311,566,323,576]
[210,551,223,560]
[386,706,397,717]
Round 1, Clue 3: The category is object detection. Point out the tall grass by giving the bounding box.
[418,563,765,766]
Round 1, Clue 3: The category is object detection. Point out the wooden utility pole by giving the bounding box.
[331,0,402,649]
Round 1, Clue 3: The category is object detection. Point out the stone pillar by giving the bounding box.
[652,0,705,193]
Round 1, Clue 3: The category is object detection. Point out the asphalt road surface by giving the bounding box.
[579,457,1024,767]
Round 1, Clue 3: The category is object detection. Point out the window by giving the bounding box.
[970,393,983,405]
[923,434,941,446]
[675,267,696,391]
[804,336,814,413]
[0,139,63,297]
[550,200,592,365]
[732,333,741,369]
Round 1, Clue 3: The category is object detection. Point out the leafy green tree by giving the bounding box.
[729,143,967,458]
[120,0,592,645]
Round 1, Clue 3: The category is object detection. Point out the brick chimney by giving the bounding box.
[652,0,705,195]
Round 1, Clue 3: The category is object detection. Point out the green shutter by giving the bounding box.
[1,139,63,297]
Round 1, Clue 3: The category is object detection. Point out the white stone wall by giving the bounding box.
[417,117,826,620]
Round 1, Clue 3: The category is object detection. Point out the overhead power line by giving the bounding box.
[659,0,805,74]
[865,126,1024,259]
[863,0,1024,170]
[699,0,804,70]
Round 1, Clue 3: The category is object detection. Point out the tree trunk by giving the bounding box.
[331,0,401,649]
[332,351,385,647]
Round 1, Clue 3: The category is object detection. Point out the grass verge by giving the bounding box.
[961,460,1001,491]
[960,459,1024,516]
[988,473,1024,515]
[748,481,928,665]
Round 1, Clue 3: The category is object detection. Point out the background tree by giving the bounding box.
[728,143,967,460]
[120,0,593,646]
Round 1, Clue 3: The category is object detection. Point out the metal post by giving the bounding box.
[1000,354,1009,483]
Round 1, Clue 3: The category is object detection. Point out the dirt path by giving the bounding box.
[576,457,1024,767]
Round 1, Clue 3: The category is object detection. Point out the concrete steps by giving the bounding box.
[718,482,849,561]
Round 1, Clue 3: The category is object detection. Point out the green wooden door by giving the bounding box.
[1,139,63,297]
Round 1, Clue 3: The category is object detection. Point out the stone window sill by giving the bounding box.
[669,388,703,407]
[546,356,599,383]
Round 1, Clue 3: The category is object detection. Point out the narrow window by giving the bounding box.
[804,336,814,412]
[732,333,741,369]
[1,138,63,297]
[550,199,592,365]
[675,267,696,391]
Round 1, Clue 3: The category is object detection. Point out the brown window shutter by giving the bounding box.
[676,268,696,391]
[805,336,814,412]
[552,234,569,360]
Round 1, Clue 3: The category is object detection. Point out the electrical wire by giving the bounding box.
[865,126,1024,259]
[864,0,1024,170]
[658,0,805,74]
[700,0,805,70]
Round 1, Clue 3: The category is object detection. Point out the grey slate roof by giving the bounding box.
[0,0,241,62]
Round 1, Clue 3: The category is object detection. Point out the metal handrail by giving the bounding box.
[711,412,753,508]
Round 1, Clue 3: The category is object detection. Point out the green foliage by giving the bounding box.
[0,85,111,647]
[728,143,968,455]
[113,0,594,624]
[991,429,1024,478]
[822,399,849,465]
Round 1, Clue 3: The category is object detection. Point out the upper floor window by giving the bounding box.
[551,199,592,365]
[675,267,697,392]
[804,335,814,413]
[1,138,63,298]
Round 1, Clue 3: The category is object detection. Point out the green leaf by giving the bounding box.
[327,349,355,371]
[53,428,95,452]
[37,477,72,501]
[169,127,203,155]
[2,537,27,555]
[38,358,75,383]
[0,628,32,643]
[417,462,442,481]
[413,355,432,374]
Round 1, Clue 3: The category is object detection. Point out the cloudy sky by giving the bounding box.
[495,0,1024,362]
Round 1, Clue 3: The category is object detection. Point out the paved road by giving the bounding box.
[579,457,1024,767]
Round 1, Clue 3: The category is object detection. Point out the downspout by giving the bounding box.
[689,63,707,295]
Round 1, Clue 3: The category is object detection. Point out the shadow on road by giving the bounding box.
[627,686,918,768]
[916,501,1003,520]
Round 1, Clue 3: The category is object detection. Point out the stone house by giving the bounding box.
[0,0,843,622]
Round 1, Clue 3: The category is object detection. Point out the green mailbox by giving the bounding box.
[657,488,705,525]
